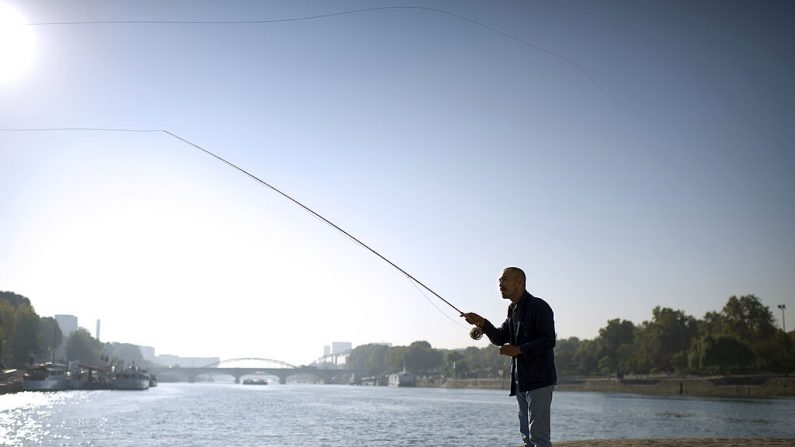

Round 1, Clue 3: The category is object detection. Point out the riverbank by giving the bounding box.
[0,369,21,394]
[438,375,795,398]
[555,438,794,447]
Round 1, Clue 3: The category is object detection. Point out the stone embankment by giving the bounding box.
[555,438,794,447]
[0,369,22,394]
[437,375,795,398]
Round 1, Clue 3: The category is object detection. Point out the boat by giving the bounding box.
[22,363,71,391]
[111,366,150,390]
[149,375,158,387]
[388,371,415,387]
[242,378,268,385]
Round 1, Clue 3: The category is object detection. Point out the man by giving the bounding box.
[463,267,557,447]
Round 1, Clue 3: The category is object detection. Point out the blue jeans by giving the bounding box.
[516,384,554,447]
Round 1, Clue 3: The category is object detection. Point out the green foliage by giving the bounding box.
[448,345,507,378]
[0,291,42,365]
[104,342,149,367]
[403,341,443,374]
[11,305,40,364]
[347,343,390,376]
[553,337,580,376]
[597,319,635,373]
[722,295,776,341]
[635,307,698,373]
[689,335,755,374]
[443,350,465,377]
[65,328,102,365]
[0,291,32,308]
[384,345,408,373]
[4,290,786,377]
[552,296,784,377]
[350,306,783,379]
[37,317,62,360]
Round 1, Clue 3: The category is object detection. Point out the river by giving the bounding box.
[1,384,793,446]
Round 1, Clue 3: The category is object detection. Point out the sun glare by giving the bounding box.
[0,2,36,84]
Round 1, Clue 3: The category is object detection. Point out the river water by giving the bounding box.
[1,384,794,446]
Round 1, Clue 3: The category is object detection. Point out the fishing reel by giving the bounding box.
[470,327,484,340]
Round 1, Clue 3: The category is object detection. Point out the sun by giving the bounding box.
[0,1,36,85]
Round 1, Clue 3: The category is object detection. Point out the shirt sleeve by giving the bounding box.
[482,318,510,346]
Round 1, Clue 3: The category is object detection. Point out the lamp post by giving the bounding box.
[779,304,788,377]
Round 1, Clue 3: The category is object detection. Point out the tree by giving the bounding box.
[0,291,32,308]
[721,295,776,341]
[37,317,62,361]
[105,342,148,367]
[689,335,755,374]
[385,345,408,373]
[65,328,101,365]
[554,337,580,376]
[720,295,778,369]
[573,339,599,375]
[12,304,40,364]
[443,350,464,377]
[635,307,697,373]
[403,340,442,374]
[596,319,635,374]
[0,291,41,366]
[347,343,390,377]
[0,300,13,364]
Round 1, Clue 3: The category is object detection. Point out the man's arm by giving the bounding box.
[462,312,510,346]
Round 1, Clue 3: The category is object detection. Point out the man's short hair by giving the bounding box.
[504,267,526,284]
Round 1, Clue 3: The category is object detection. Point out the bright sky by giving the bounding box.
[1,1,793,366]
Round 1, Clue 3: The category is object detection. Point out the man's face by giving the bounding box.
[499,269,523,300]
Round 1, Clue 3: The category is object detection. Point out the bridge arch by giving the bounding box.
[201,358,298,369]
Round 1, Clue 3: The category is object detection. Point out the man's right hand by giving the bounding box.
[462,312,485,328]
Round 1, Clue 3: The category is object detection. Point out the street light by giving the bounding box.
[779,304,788,377]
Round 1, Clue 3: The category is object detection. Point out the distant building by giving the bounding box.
[139,346,156,362]
[313,342,352,369]
[331,342,352,355]
[54,314,78,337]
[52,314,78,361]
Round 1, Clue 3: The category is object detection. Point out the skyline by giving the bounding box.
[1,0,793,366]
[17,289,791,366]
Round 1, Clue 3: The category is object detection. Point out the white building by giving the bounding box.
[54,314,78,337]
[331,342,352,355]
[314,342,352,369]
[139,346,156,363]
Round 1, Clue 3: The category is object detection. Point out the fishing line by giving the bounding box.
[1,127,477,333]
[406,278,468,330]
[24,5,665,124]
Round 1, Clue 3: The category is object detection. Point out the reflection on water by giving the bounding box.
[1,385,794,446]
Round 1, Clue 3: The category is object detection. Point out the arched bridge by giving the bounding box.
[200,358,298,369]
[151,357,352,385]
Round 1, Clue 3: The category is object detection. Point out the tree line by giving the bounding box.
[4,290,790,376]
[348,294,793,379]
[0,291,148,368]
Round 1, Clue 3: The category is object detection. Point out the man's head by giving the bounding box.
[499,267,526,302]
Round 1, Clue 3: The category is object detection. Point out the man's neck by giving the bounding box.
[510,291,525,306]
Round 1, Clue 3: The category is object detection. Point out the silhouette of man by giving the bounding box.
[463,267,557,447]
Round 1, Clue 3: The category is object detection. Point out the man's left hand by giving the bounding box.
[499,344,521,357]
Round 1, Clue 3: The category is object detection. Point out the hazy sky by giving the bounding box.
[1,1,793,366]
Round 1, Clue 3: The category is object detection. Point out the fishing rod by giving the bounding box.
[165,131,485,341]
[0,127,484,339]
